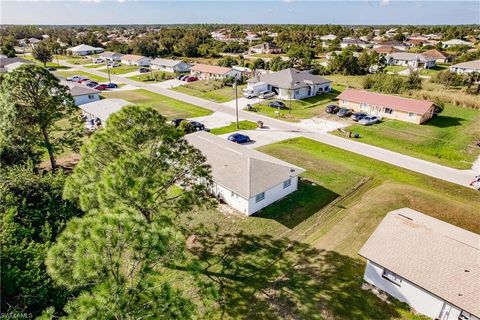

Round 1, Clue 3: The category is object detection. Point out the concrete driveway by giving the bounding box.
[221,97,263,110]
[218,129,300,149]
[154,79,185,89]
[189,111,237,129]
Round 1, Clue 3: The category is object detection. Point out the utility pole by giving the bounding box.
[289,82,292,114]
[105,60,112,84]
[234,79,239,129]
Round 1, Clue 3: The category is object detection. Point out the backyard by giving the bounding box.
[173,80,246,103]
[331,104,480,169]
[101,89,212,119]
[55,70,109,83]
[171,137,480,320]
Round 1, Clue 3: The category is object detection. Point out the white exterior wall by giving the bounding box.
[450,66,480,74]
[122,57,150,66]
[277,83,332,100]
[74,93,100,106]
[364,260,464,320]
[247,176,299,215]
[151,62,190,73]
[212,182,249,214]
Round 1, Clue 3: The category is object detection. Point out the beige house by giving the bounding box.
[337,89,435,124]
[120,54,150,66]
[190,63,241,80]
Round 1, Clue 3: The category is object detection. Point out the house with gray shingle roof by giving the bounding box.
[359,208,480,320]
[150,58,190,73]
[186,131,304,215]
[450,60,480,74]
[68,84,100,106]
[386,52,436,69]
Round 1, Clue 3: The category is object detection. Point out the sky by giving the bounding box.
[1,0,479,25]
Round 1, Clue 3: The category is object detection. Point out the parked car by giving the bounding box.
[108,62,120,67]
[358,116,380,125]
[268,100,287,109]
[176,74,184,80]
[337,108,352,118]
[78,78,91,84]
[93,58,104,64]
[94,84,109,90]
[228,133,251,144]
[46,66,56,71]
[180,75,189,81]
[106,83,118,89]
[258,90,275,99]
[171,118,185,127]
[189,121,205,131]
[139,68,149,73]
[85,81,99,88]
[325,104,340,114]
[350,112,368,122]
[185,76,198,82]
[66,75,85,82]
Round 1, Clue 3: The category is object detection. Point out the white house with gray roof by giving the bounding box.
[247,68,332,100]
[186,131,304,215]
[150,58,190,73]
[450,60,480,74]
[68,84,100,106]
[359,208,480,320]
[387,52,436,69]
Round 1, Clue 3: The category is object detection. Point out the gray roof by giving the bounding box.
[451,59,480,71]
[69,85,100,97]
[359,208,480,317]
[0,57,32,67]
[185,131,304,198]
[100,51,124,58]
[78,98,130,122]
[389,52,435,63]
[150,58,186,68]
[248,68,331,90]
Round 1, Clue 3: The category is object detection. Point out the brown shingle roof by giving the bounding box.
[191,63,232,75]
[359,208,480,317]
[422,49,448,60]
[121,54,147,62]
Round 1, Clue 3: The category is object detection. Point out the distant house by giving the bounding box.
[99,51,124,62]
[404,38,434,47]
[319,34,337,41]
[69,85,100,106]
[185,131,305,216]
[150,58,190,73]
[0,57,32,73]
[245,32,261,42]
[421,49,450,64]
[373,40,407,51]
[386,52,436,69]
[78,98,131,127]
[337,89,435,124]
[67,44,104,56]
[372,46,403,56]
[249,42,282,55]
[247,68,332,100]
[359,208,480,320]
[442,39,474,48]
[120,54,150,66]
[449,60,480,74]
[340,38,372,49]
[190,63,241,80]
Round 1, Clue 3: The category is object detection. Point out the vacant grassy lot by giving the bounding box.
[55,70,108,83]
[332,105,480,169]
[127,70,175,82]
[101,89,212,119]
[173,80,246,103]
[98,64,140,75]
[210,120,257,135]
[251,90,340,122]
[174,137,479,319]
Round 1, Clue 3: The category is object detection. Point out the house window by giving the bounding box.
[88,94,95,100]
[408,112,416,117]
[283,179,292,189]
[382,268,402,286]
[255,192,265,203]
[459,311,474,320]
[384,108,393,114]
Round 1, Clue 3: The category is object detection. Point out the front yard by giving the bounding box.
[417,64,449,76]
[55,70,108,83]
[210,120,257,135]
[331,104,480,169]
[173,80,246,103]
[98,64,141,75]
[384,65,408,73]
[127,70,175,82]
[101,89,212,119]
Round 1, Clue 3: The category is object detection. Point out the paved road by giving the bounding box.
[62,60,478,188]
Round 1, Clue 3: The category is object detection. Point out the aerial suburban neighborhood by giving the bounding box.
[0,1,479,319]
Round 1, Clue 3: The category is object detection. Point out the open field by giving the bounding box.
[250,89,340,122]
[210,121,258,135]
[98,64,140,75]
[127,70,175,82]
[173,80,247,103]
[101,89,212,119]
[55,70,109,83]
[173,137,479,319]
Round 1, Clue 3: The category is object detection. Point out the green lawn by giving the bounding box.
[55,70,108,83]
[418,64,448,76]
[173,80,246,103]
[84,64,105,69]
[66,58,92,65]
[250,89,340,122]
[101,89,212,119]
[210,121,258,135]
[384,65,408,73]
[127,71,175,82]
[174,137,479,319]
[331,105,480,169]
[20,55,70,69]
[98,64,140,75]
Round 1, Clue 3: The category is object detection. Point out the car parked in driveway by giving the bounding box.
[268,100,287,109]
[139,68,149,73]
[358,116,380,125]
[185,76,198,82]
[171,118,185,127]
[106,83,118,89]
[85,81,99,88]
[325,104,340,114]
[66,75,86,82]
[351,112,368,122]
[189,121,205,131]
[46,66,56,71]
[228,133,251,144]
[94,84,109,90]
[108,62,120,67]
[176,74,185,80]
[180,75,189,81]
[337,108,352,118]
[259,90,275,99]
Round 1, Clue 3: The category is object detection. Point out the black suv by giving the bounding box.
[337,108,352,117]
[268,100,287,109]
[325,104,340,114]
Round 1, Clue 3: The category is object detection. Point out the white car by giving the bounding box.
[66,75,85,82]
[358,116,380,125]
[259,90,275,99]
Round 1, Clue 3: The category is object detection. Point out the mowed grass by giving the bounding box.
[384,65,408,73]
[251,89,339,122]
[331,105,480,169]
[55,70,108,83]
[174,137,479,319]
[173,80,246,103]
[84,64,105,69]
[101,89,212,119]
[418,64,448,76]
[210,121,258,135]
[98,64,140,75]
[127,71,175,82]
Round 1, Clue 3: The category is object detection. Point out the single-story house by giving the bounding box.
[449,60,480,74]
[69,85,100,106]
[249,42,282,55]
[150,58,190,73]
[247,68,332,100]
[0,57,32,73]
[78,98,131,127]
[359,208,479,320]
[421,49,450,64]
[190,63,241,80]
[319,34,337,41]
[337,89,435,124]
[120,54,150,66]
[185,131,305,215]
[67,44,104,56]
[99,51,124,62]
[386,52,436,69]
[442,39,474,48]
[340,38,372,49]
[373,40,407,51]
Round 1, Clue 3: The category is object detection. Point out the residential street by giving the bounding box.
[61,60,478,188]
